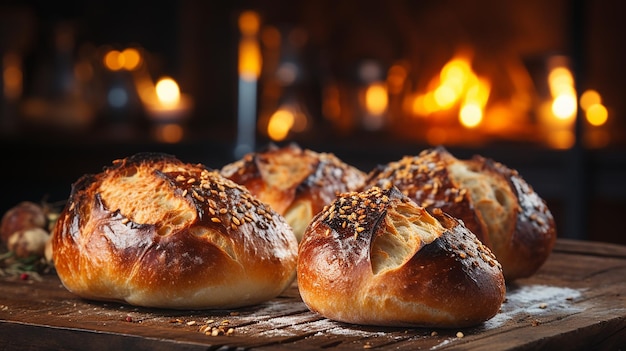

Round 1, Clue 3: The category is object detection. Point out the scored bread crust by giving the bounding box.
[297,186,506,328]
[51,152,298,309]
[365,147,556,280]
[221,143,366,241]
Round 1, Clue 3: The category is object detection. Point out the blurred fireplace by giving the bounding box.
[1,0,623,147]
[200,0,623,150]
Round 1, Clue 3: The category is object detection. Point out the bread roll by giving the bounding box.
[51,152,298,309]
[297,186,505,328]
[221,143,366,241]
[365,147,556,280]
[1,201,48,247]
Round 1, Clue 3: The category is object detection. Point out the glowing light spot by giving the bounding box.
[459,103,482,128]
[580,89,601,110]
[239,11,260,36]
[433,85,457,108]
[121,48,141,70]
[552,94,577,120]
[365,83,388,115]
[104,50,123,71]
[267,109,295,141]
[155,77,180,107]
[586,104,608,126]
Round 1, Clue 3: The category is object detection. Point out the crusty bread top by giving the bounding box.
[297,186,505,328]
[364,147,488,246]
[364,146,556,280]
[221,144,367,242]
[52,152,298,309]
[221,143,366,215]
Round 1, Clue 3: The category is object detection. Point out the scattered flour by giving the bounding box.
[484,284,585,329]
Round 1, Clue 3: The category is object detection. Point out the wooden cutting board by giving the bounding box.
[1,239,625,350]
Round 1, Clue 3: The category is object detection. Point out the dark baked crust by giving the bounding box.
[365,148,488,245]
[297,186,505,328]
[364,147,556,280]
[51,152,298,309]
[221,144,366,241]
[465,155,557,279]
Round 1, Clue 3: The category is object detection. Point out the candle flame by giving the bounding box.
[238,11,262,80]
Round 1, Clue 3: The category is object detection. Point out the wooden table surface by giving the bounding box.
[1,238,625,350]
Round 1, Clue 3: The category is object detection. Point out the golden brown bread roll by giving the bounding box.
[51,152,298,309]
[364,146,557,280]
[220,143,366,242]
[297,186,506,328]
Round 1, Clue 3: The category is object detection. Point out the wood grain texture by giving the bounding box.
[1,239,625,350]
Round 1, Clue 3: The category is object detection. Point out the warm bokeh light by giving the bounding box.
[387,64,408,95]
[238,11,260,36]
[409,53,489,125]
[267,109,295,141]
[104,50,123,71]
[103,48,143,71]
[459,78,490,128]
[586,104,608,126]
[459,103,482,128]
[548,67,574,97]
[440,58,471,93]
[121,48,142,70]
[155,77,181,107]
[364,83,388,115]
[547,63,577,122]
[239,39,261,80]
[433,85,457,109]
[551,93,577,120]
[238,12,262,81]
[580,89,601,110]
[154,123,184,143]
[411,92,441,116]
[410,94,427,116]
[3,52,22,100]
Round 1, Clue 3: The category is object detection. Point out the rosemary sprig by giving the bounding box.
[0,250,51,279]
